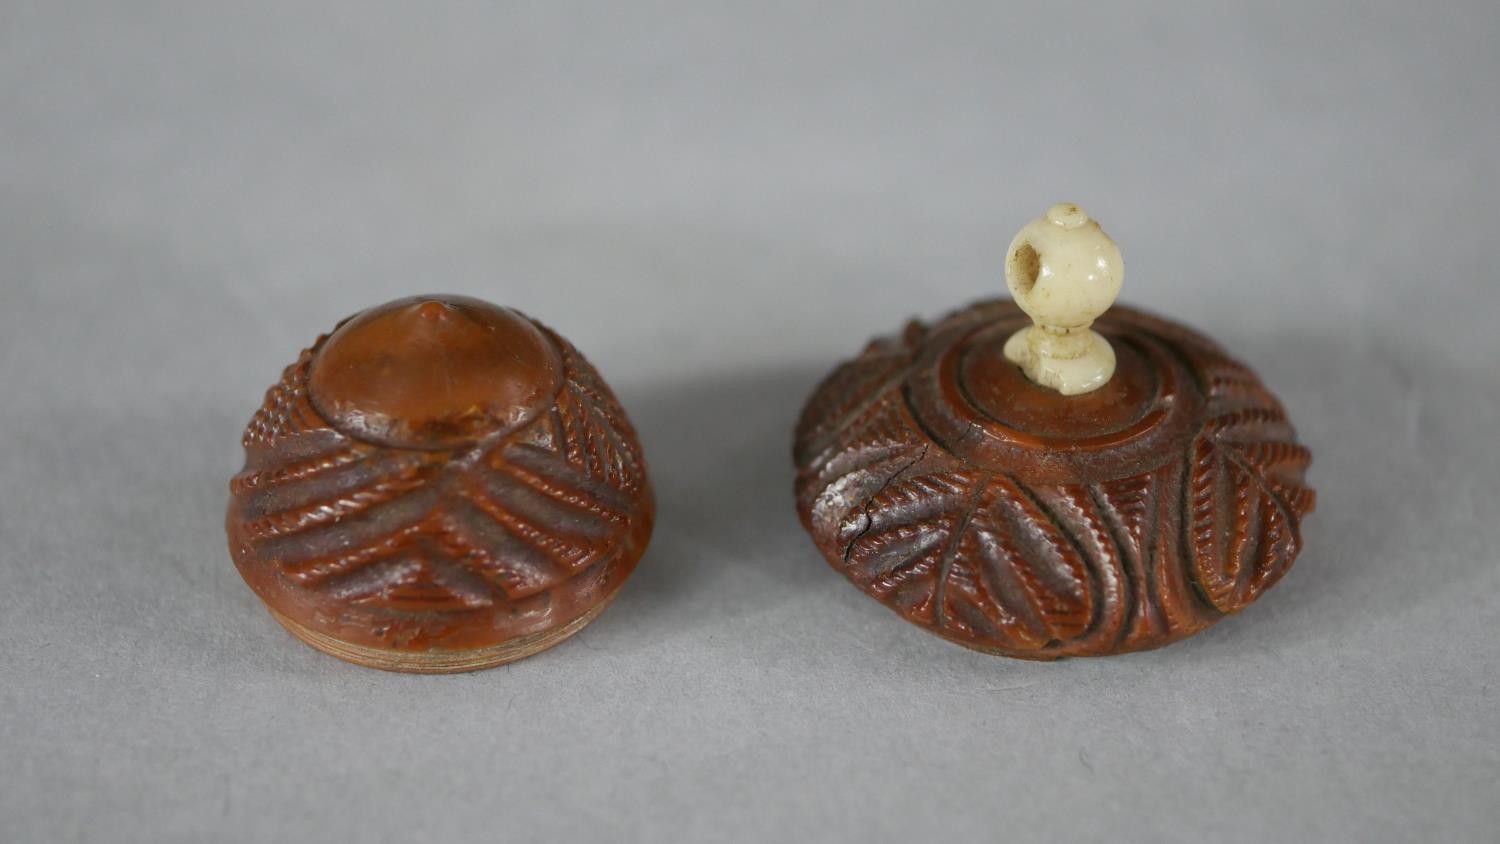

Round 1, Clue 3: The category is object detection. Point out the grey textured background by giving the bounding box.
[2,2,1498,842]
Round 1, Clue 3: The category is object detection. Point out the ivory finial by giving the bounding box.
[1002,203,1124,395]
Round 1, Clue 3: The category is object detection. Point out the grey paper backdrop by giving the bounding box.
[2,2,1497,842]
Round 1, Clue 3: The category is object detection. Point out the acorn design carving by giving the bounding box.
[793,206,1314,658]
[227,296,653,672]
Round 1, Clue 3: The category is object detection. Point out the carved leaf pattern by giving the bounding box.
[794,320,927,465]
[794,301,1316,656]
[230,335,647,615]
[1164,344,1310,614]
[840,468,1096,651]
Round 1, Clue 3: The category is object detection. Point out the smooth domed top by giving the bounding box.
[307,295,564,450]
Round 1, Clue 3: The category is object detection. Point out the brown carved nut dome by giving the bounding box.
[793,300,1314,659]
[227,295,653,673]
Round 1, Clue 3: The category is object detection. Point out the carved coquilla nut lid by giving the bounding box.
[793,204,1315,659]
[227,295,654,673]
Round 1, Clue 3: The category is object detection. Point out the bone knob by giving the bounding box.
[1002,203,1125,395]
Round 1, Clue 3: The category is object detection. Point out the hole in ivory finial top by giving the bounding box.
[1002,203,1126,396]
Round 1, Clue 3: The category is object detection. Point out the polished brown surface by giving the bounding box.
[308,295,564,450]
[793,299,1314,659]
[227,295,653,672]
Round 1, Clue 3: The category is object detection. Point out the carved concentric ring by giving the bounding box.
[905,311,1206,485]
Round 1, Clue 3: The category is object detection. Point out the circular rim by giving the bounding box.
[266,594,617,674]
[903,315,1207,484]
